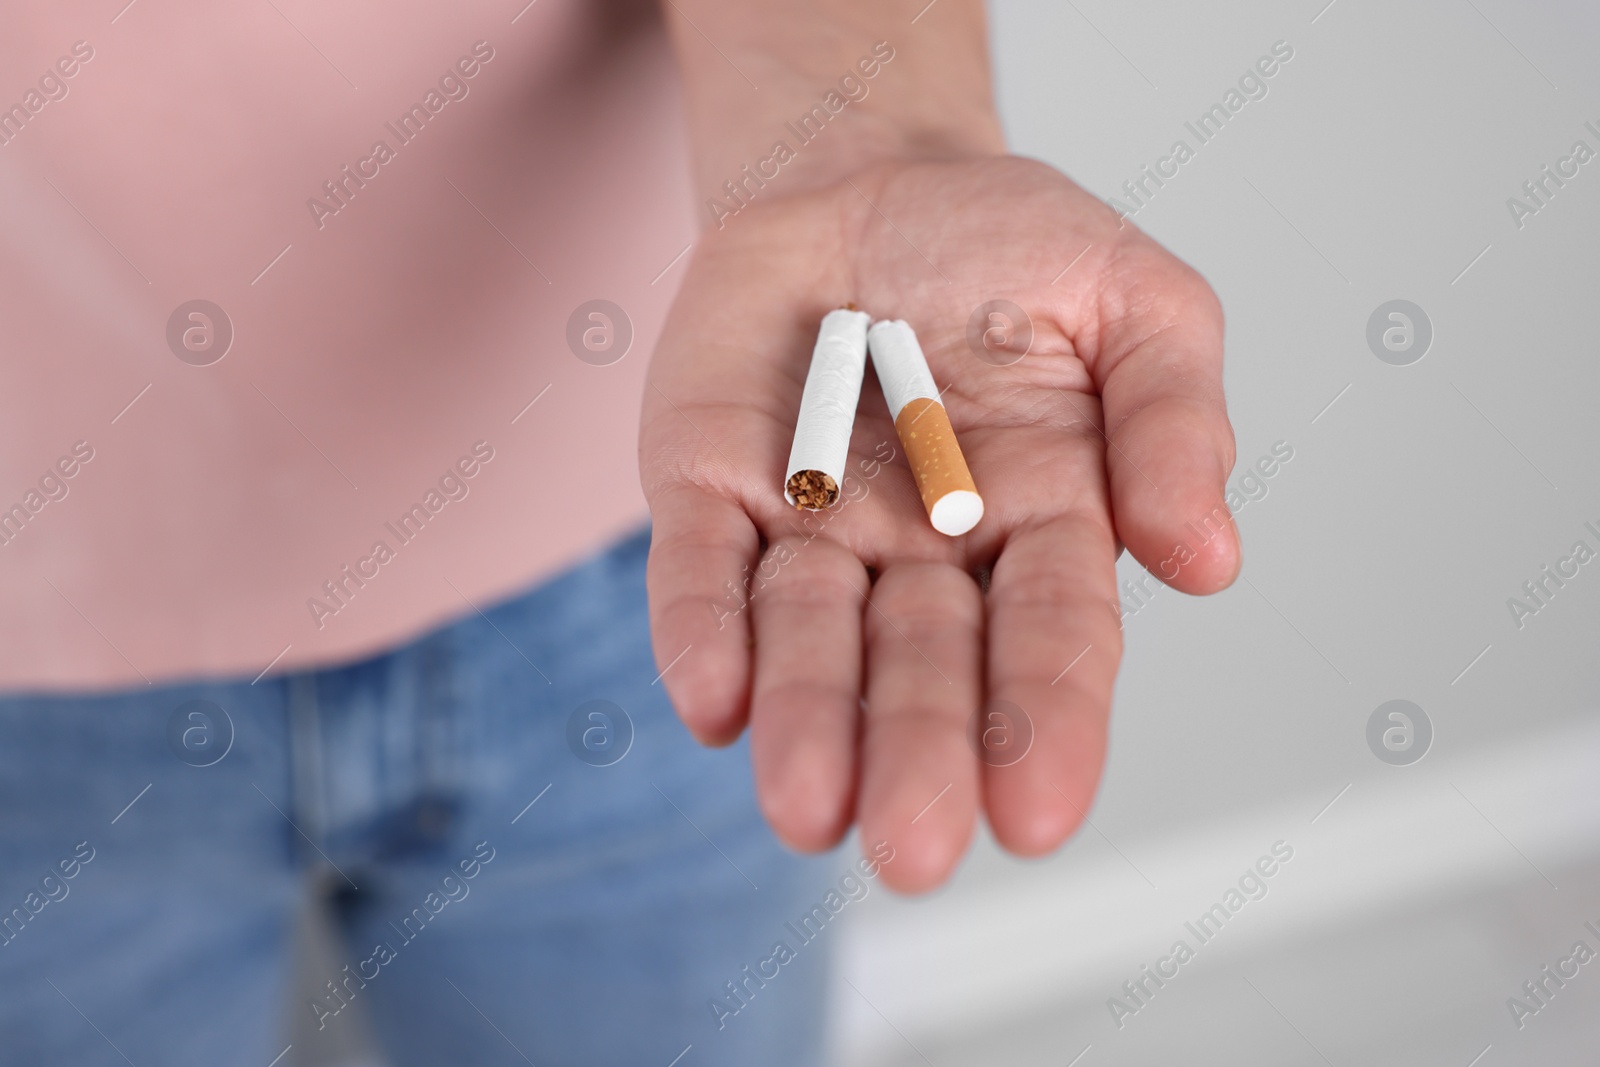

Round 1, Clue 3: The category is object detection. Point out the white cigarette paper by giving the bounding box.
[784,308,872,509]
[866,319,940,419]
[867,319,984,537]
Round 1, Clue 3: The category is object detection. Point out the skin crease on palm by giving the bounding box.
[641,154,1242,894]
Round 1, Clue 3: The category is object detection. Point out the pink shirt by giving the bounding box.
[0,1,693,689]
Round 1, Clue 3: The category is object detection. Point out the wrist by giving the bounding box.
[767,106,1007,194]
[667,4,1005,225]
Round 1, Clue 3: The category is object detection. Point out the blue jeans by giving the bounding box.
[0,528,833,1066]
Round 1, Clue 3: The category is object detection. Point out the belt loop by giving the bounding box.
[287,671,329,859]
[417,632,463,832]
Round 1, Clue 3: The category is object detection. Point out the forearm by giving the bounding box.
[663,0,1006,218]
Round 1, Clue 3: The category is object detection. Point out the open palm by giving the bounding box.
[641,156,1240,893]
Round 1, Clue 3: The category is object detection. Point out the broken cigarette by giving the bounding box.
[867,319,983,536]
[784,307,872,510]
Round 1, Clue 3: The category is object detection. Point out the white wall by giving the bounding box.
[832,2,1600,1062]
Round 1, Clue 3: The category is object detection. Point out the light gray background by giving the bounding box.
[827,1,1600,1065]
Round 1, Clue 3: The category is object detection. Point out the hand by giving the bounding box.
[641,155,1239,893]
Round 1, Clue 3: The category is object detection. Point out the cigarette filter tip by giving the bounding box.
[868,320,984,538]
[895,397,983,536]
[930,489,984,537]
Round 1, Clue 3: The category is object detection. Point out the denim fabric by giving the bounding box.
[0,527,834,1066]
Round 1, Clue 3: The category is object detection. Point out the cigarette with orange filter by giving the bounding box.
[784,307,872,510]
[867,319,983,536]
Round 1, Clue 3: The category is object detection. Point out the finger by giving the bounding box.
[746,536,868,852]
[982,512,1123,856]
[857,562,983,893]
[644,485,760,746]
[1093,253,1239,594]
